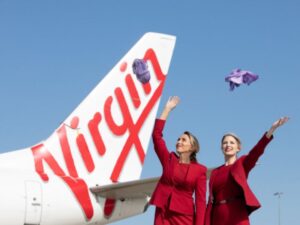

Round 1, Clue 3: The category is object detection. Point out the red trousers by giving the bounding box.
[154,207,194,225]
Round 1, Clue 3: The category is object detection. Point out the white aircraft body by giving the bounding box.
[0,32,176,225]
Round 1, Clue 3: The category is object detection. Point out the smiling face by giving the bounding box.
[221,134,241,157]
[176,133,193,154]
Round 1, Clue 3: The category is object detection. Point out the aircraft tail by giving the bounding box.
[0,33,176,225]
[28,32,176,221]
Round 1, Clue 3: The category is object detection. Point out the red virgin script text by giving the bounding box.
[31,49,166,220]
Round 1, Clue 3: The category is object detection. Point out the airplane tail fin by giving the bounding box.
[30,32,176,186]
[29,33,176,221]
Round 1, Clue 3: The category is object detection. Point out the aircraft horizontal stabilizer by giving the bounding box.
[90,168,213,201]
[90,177,159,200]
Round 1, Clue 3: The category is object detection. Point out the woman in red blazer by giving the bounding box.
[150,96,207,225]
[205,117,289,225]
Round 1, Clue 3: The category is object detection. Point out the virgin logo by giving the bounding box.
[30,49,166,220]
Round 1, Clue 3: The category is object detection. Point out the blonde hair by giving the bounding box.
[184,131,200,162]
[221,133,242,149]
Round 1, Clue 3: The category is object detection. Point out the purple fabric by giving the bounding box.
[132,59,150,84]
[225,68,259,91]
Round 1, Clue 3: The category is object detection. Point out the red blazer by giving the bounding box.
[204,133,273,225]
[150,119,207,225]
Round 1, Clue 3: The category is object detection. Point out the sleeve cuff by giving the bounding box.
[263,132,274,143]
[154,118,166,129]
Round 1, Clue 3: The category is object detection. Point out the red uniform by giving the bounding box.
[205,133,273,225]
[150,119,207,225]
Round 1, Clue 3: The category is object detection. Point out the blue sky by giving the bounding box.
[1,1,299,224]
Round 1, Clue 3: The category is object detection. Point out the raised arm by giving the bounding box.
[243,116,289,174]
[152,96,180,166]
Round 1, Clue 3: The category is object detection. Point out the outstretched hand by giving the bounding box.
[165,96,180,110]
[266,116,289,138]
[271,117,289,129]
[159,96,180,120]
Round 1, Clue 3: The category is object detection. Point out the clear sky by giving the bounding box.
[1,1,299,224]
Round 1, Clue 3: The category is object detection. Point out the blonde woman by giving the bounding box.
[205,117,289,225]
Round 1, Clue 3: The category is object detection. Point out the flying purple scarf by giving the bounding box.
[225,68,259,91]
[132,59,150,84]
